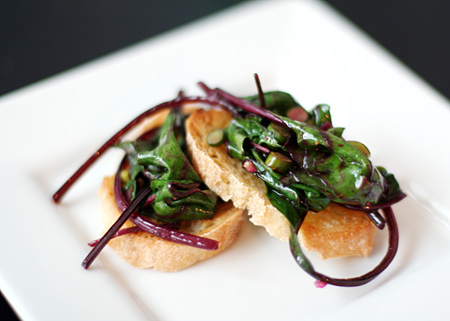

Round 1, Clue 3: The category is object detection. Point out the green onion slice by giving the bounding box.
[265,151,292,173]
[207,129,225,147]
[268,122,290,144]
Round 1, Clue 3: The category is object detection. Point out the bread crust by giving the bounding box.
[185,108,376,259]
[97,107,245,271]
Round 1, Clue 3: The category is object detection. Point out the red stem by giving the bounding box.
[88,226,141,247]
[254,73,267,109]
[114,157,219,251]
[52,95,232,203]
[81,184,152,269]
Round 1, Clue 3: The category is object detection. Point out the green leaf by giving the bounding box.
[149,180,217,222]
[137,112,201,182]
[118,111,218,222]
[244,91,300,116]
[225,115,282,159]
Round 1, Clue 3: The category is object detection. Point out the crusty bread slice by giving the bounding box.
[185,108,376,259]
[97,107,245,271]
[99,176,245,271]
[185,109,291,239]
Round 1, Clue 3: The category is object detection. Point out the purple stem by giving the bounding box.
[365,210,386,230]
[248,141,271,154]
[114,158,219,251]
[254,73,267,109]
[128,214,218,250]
[88,226,141,247]
[52,94,234,203]
[81,184,153,269]
[340,193,407,212]
[211,87,287,127]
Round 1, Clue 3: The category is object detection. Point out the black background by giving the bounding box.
[1,1,449,320]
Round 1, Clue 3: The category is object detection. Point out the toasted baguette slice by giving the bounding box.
[185,108,376,259]
[99,176,245,272]
[97,107,245,271]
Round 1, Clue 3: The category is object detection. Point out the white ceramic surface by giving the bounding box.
[1,1,449,320]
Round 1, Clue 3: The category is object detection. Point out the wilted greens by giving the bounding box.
[54,77,404,285]
[212,85,405,287]
[225,91,403,215]
[118,110,218,223]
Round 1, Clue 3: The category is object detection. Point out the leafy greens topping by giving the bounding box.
[118,110,218,223]
[225,91,403,213]
[216,86,405,287]
[54,76,405,286]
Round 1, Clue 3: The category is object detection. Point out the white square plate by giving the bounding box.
[1,1,449,320]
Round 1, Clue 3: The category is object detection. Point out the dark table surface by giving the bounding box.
[1,1,449,320]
